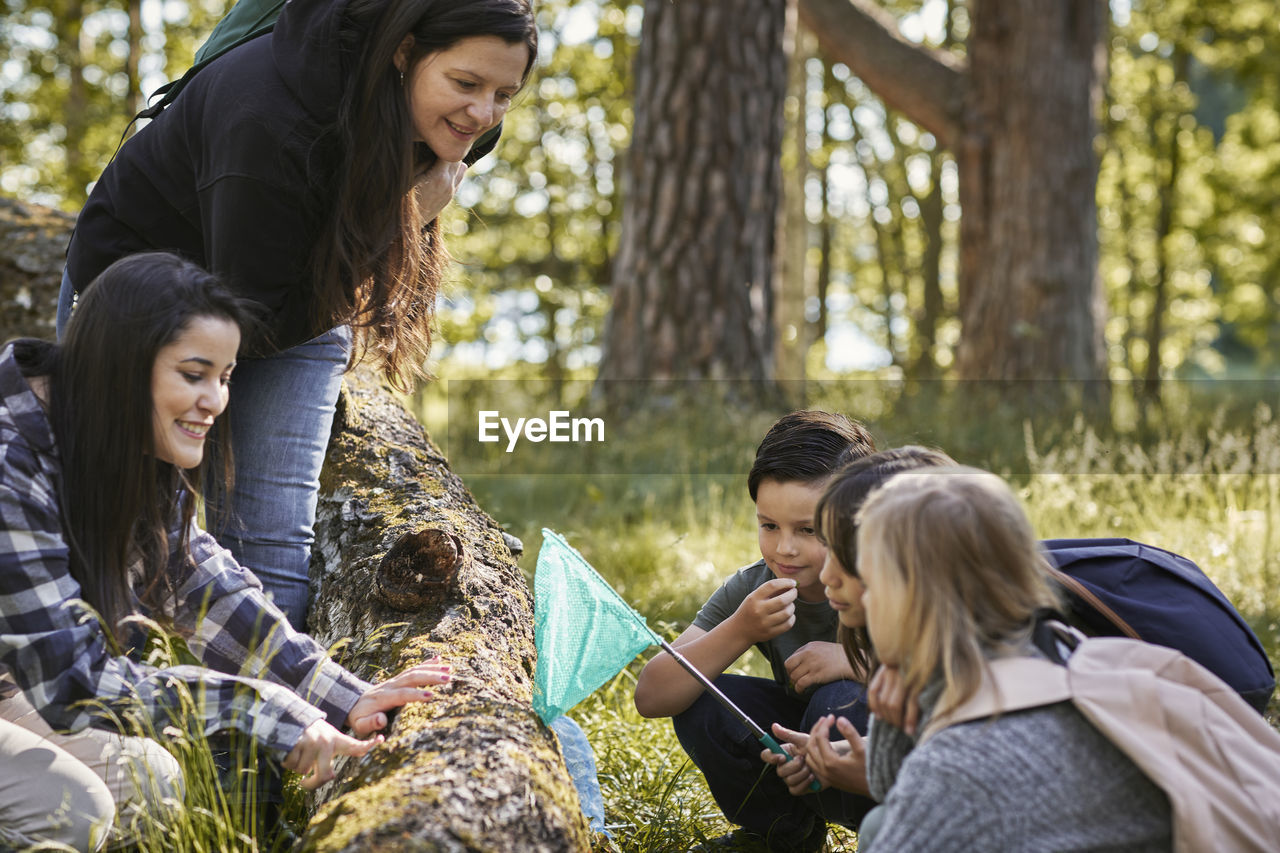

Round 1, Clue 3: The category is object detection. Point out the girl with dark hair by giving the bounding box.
[1,253,450,850]
[62,0,539,629]
[761,447,955,799]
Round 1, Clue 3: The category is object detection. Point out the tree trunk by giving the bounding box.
[912,151,945,378]
[775,8,809,387]
[849,114,898,364]
[816,59,836,345]
[799,0,1109,382]
[126,0,144,128]
[597,0,791,391]
[956,0,1107,381]
[908,0,956,380]
[64,0,88,197]
[0,195,591,853]
[1142,45,1189,406]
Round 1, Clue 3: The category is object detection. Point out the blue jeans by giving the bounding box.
[673,674,873,852]
[202,326,351,629]
[56,268,75,339]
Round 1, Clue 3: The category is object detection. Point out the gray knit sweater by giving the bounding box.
[865,693,1173,851]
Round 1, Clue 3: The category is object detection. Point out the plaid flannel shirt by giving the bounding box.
[0,341,371,757]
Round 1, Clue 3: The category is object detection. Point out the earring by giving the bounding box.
[398,69,405,86]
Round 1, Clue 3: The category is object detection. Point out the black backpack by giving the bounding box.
[1042,537,1276,713]
[133,0,500,159]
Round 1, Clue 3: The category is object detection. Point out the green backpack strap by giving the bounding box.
[195,0,286,65]
[138,0,285,121]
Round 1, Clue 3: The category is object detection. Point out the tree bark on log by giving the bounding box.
[0,194,592,853]
[302,366,592,852]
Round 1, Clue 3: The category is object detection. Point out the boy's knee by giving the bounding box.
[673,691,759,764]
[672,690,723,741]
[802,680,869,733]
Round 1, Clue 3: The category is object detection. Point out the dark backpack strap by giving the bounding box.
[1045,565,1141,639]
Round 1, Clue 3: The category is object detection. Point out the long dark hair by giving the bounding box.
[41,252,252,636]
[315,0,538,390]
[815,446,957,680]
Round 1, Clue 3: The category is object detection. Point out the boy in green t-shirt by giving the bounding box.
[634,410,877,853]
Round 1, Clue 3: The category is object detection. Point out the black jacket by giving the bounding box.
[66,0,496,354]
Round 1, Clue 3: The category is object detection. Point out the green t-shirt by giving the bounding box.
[691,559,840,699]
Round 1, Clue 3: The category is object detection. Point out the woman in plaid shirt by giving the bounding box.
[0,253,449,850]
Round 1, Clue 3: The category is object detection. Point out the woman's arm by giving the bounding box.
[0,473,325,758]
[174,523,452,736]
[172,524,375,727]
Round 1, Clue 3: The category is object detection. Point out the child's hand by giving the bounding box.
[731,578,798,644]
[284,720,383,790]
[784,641,855,692]
[761,723,819,796]
[805,714,869,794]
[868,665,920,736]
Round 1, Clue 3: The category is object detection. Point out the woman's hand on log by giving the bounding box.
[346,660,453,736]
[284,720,382,789]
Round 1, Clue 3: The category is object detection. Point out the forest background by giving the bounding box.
[3,0,1279,848]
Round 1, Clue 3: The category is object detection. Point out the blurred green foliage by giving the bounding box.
[3,1,1278,383]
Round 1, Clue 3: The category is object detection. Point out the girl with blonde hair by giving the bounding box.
[848,467,1171,851]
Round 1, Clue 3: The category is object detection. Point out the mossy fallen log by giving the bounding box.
[302,370,592,853]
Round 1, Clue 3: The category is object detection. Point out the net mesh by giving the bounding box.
[533,528,657,723]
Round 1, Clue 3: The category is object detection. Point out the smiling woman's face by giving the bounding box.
[150,315,239,470]
[399,35,528,162]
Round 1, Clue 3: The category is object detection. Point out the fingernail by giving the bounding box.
[440,673,450,682]
[422,689,434,698]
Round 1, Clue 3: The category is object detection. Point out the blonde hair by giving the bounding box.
[855,467,1059,720]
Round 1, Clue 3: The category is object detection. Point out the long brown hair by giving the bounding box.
[37,253,253,636]
[815,446,957,681]
[315,0,538,390]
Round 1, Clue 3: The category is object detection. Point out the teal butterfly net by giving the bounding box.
[533,528,659,723]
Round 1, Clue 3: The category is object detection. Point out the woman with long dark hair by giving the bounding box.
[1,253,450,850]
[63,0,539,629]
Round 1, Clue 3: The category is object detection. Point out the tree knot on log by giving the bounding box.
[375,527,466,611]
